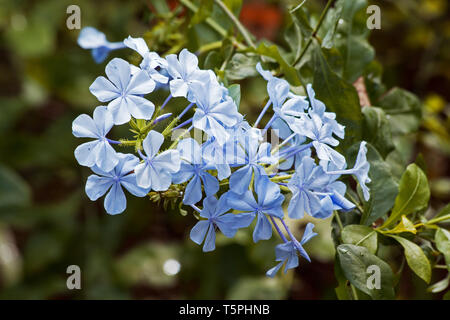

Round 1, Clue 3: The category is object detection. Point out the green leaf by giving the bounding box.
[252,42,302,86]
[362,107,395,158]
[226,53,259,80]
[227,84,241,110]
[427,275,450,293]
[381,164,430,228]
[337,244,395,299]
[321,1,344,49]
[333,0,375,82]
[389,235,431,284]
[312,43,363,147]
[378,88,422,135]
[190,0,214,26]
[360,144,399,226]
[434,203,450,219]
[341,225,377,254]
[384,215,417,235]
[0,165,31,210]
[435,228,450,270]
[290,6,313,39]
[204,50,222,70]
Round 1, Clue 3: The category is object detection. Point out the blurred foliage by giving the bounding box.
[0,0,448,299]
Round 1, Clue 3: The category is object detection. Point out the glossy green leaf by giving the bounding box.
[226,53,259,80]
[252,42,302,86]
[341,225,377,254]
[382,164,430,228]
[362,107,395,158]
[390,235,431,283]
[384,215,417,235]
[378,87,422,135]
[227,84,241,110]
[435,228,450,270]
[337,244,395,299]
[427,275,449,293]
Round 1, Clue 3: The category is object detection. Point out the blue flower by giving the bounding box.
[172,138,219,205]
[266,223,317,277]
[135,130,181,191]
[306,84,345,140]
[273,96,309,132]
[124,36,169,84]
[189,76,241,145]
[229,133,276,194]
[166,49,202,98]
[325,141,371,201]
[72,106,119,172]
[277,134,312,171]
[77,27,125,63]
[287,156,334,219]
[85,153,150,215]
[256,63,290,108]
[89,58,156,125]
[190,195,250,252]
[227,175,285,243]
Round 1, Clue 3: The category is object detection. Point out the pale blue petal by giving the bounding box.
[190,220,210,245]
[183,175,202,205]
[72,114,99,138]
[89,76,120,102]
[85,174,113,200]
[253,213,273,243]
[104,182,127,215]
[229,165,252,195]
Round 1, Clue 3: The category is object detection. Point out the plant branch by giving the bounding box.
[293,0,335,67]
[213,0,256,48]
[179,0,247,50]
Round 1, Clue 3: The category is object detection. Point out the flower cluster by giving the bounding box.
[74,27,371,277]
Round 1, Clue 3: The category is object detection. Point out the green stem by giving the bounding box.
[179,0,247,50]
[293,0,335,67]
[350,284,359,300]
[213,0,256,48]
[334,211,344,232]
[427,214,450,225]
[161,117,180,137]
[197,41,223,54]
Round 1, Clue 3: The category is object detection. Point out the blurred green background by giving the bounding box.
[0,0,448,299]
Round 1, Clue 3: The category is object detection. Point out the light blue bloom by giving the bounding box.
[277,134,312,171]
[229,133,276,194]
[77,27,125,63]
[72,106,118,172]
[306,84,345,139]
[227,175,285,243]
[173,138,219,205]
[90,58,156,125]
[124,36,169,84]
[189,76,241,145]
[266,223,317,277]
[272,96,309,132]
[287,156,334,219]
[85,153,149,215]
[166,49,202,98]
[297,108,347,168]
[190,195,250,252]
[135,130,181,191]
[324,141,371,201]
[256,63,290,108]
